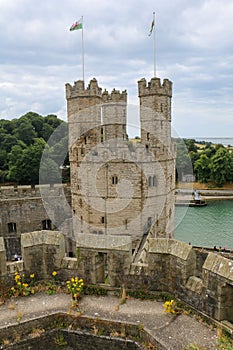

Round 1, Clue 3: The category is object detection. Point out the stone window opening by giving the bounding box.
[125,219,128,230]
[160,103,163,112]
[147,132,150,141]
[101,216,105,224]
[101,127,104,143]
[8,222,17,233]
[148,176,152,187]
[84,136,87,144]
[147,217,152,229]
[112,175,118,185]
[81,147,84,156]
[153,175,156,187]
[145,144,149,153]
[42,219,52,230]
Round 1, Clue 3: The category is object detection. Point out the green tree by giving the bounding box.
[13,120,37,146]
[194,154,210,183]
[209,147,231,186]
[7,139,46,184]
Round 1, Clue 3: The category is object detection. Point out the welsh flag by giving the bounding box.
[70,18,82,31]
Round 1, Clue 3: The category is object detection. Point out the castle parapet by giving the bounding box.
[138,77,172,97]
[0,184,70,199]
[66,78,102,99]
[102,88,127,103]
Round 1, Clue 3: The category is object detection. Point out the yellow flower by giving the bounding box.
[23,283,28,288]
[52,271,57,277]
[30,274,35,279]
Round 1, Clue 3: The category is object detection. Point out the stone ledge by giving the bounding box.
[203,252,233,281]
[76,233,132,251]
[185,276,203,294]
[21,231,64,248]
[149,239,193,260]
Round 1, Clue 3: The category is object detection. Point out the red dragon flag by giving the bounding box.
[70,18,83,31]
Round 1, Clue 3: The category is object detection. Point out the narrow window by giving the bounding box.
[160,103,163,112]
[8,222,17,233]
[125,219,128,230]
[102,216,105,224]
[42,219,52,230]
[147,132,150,141]
[148,176,152,187]
[81,147,84,156]
[146,144,149,152]
[147,217,152,228]
[101,127,104,143]
[112,175,118,185]
[153,175,156,187]
[84,136,87,144]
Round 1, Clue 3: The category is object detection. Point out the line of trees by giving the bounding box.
[175,138,233,187]
[1,113,232,187]
[0,112,69,185]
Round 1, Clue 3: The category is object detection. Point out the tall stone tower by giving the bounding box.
[138,77,175,237]
[66,77,175,242]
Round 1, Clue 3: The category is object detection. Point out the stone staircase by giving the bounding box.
[130,227,154,275]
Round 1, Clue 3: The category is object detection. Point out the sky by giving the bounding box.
[0,0,233,139]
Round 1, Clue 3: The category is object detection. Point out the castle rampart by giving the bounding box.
[0,232,232,324]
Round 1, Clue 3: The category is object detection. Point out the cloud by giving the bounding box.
[0,0,232,139]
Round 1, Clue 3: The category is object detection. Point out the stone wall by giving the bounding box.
[1,233,232,325]
[0,184,72,260]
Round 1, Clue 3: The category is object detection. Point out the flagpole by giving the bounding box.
[153,12,156,77]
[81,16,85,82]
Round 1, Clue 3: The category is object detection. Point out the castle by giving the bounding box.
[0,76,232,329]
[66,77,176,243]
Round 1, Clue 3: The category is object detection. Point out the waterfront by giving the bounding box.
[175,200,233,248]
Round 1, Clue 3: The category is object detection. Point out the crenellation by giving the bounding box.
[66,78,102,100]
[102,88,127,103]
[138,77,172,97]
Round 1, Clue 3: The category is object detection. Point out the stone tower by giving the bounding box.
[66,77,175,242]
[138,77,175,237]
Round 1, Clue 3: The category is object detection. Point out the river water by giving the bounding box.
[174,200,233,249]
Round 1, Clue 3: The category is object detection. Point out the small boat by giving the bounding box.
[175,190,207,207]
[175,199,207,207]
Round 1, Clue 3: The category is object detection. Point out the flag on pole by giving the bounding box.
[70,18,83,31]
[148,18,155,36]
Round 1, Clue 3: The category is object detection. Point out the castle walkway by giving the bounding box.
[0,292,219,349]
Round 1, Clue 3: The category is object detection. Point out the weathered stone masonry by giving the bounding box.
[66,77,176,242]
[0,231,232,325]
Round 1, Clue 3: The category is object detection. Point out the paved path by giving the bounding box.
[0,293,219,349]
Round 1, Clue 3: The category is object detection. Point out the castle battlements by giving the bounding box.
[66,78,103,99]
[0,184,70,199]
[138,77,172,97]
[102,88,127,103]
